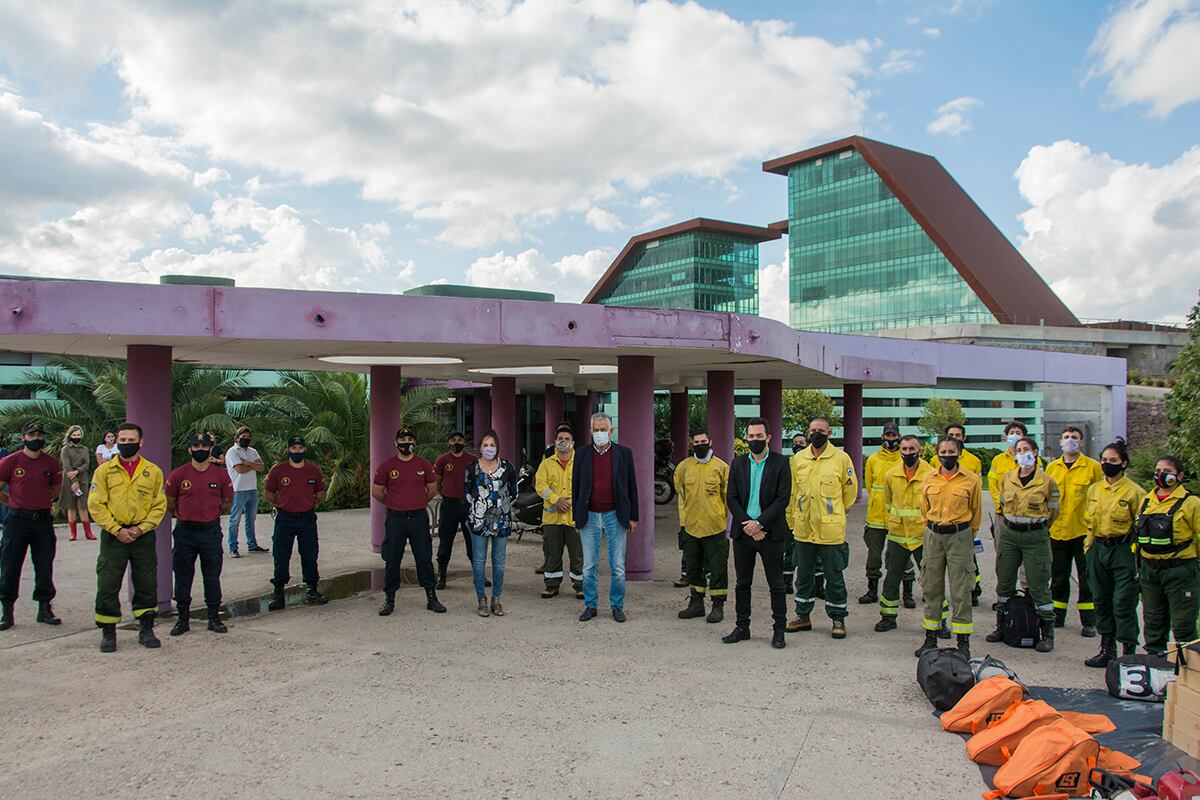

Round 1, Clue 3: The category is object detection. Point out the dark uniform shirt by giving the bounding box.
[265,462,325,513]
[165,463,233,522]
[434,451,476,500]
[0,451,63,510]
[374,456,435,511]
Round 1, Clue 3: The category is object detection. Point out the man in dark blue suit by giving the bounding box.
[571,412,638,623]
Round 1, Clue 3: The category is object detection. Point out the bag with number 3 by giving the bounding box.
[1105,653,1175,702]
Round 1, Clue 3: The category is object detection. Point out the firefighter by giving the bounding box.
[859,422,909,606]
[1136,455,1200,657]
[874,434,933,632]
[1045,426,1104,636]
[674,430,730,624]
[535,424,583,599]
[930,423,984,606]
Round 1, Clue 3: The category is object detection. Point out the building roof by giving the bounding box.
[763,136,1080,327]
[581,217,782,305]
[405,284,554,302]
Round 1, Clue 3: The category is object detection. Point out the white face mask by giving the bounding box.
[1007,433,1021,449]
[481,445,498,460]
[592,430,610,448]
[1016,451,1037,469]
[1061,438,1081,455]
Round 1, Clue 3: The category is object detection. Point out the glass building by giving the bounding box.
[584,218,780,314]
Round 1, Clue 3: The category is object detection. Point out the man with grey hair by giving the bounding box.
[571,412,639,623]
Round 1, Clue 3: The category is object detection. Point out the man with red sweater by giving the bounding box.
[0,422,63,629]
[263,436,327,610]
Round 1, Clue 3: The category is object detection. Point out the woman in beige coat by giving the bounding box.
[59,425,95,540]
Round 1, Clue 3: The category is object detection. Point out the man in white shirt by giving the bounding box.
[225,425,267,557]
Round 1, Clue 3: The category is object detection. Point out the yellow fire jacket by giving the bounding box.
[88,456,167,535]
[673,455,730,538]
[864,448,902,529]
[787,444,858,545]
[1084,474,1145,547]
[1045,454,1104,541]
[881,459,935,550]
[988,450,1044,513]
[534,450,574,527]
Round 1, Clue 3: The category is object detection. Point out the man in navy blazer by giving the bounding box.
[572,412,638,623]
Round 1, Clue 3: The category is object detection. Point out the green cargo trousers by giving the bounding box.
[794,541,848,620]
[864,525,914,581]
[995,521,1054,622]
[879,540,922,618]
[682,530,729,598]
[542,524,583,590]
[784,542,822,592]
[922,528,975,634]
[95,530,158,625]
[1085,539,1140,646]
[1141,559,1200,653]
[676,527,692,581]
[1051,536,1096,626]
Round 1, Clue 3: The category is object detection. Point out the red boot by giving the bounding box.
[68,520,78,541]
[83,522,96,540]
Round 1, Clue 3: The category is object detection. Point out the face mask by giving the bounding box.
[25,438,45,452]
[792,442,805,454]
[1101,462,1124,479]
[450,443,465,453]
[69,437,82,445]
[1155,471,1178,490]
[592,431,610,448]
[901,452,920,468]
[809,431,829,449]
[693,443,711,459]
[397,443,414,456]
[191,449,210,463]
[748,439,767,455]
[1061,438,1081,455]
[939,455,959,471]
[238,437,251,449]
[481,445,498,460]
[117,442,140,459]
[1007,433,1021,449]
[555,441,572,453]
[288,451,305,463]
[882,439,900,451]
[1016,452,1037,469]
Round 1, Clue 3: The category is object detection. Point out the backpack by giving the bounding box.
[917,647,975,711]
[941,675,1025,734]
[971,654,1019,682]
[1106,653,1176,702]
[983,718,1099,799]
[1001,592,1041,648]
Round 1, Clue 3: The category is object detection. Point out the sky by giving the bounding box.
[0,0,1197,324]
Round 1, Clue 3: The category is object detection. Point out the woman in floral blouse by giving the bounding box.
[464,429,519,618]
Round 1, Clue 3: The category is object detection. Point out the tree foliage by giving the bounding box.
[917,397,966,440]
[781,389,841,437]
[653,393,707,442]
[1165,294,1200,477]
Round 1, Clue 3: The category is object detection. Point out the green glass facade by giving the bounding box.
[787,149,995,333]
[594,231,759,314]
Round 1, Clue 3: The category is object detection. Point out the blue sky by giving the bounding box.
[0,0,1197,322]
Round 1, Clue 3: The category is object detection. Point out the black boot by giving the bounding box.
[902,580,916,609]
[678,590,706,620]
[0,600,13,630]
[874,615,897,632]
[1035,618,1055,653]
[436,564,447,591]
[985,611,1005,643]
[858,578,878,604]
[207,605,227,633]
[378,592,395,617]
[721,625,750,644]
[1122,641,1137,656]
[267,588,286,611]
[425,588,446,613]
[170,606,190,636]
[937,621,951,639]
[305,585,328,605]
[1054,608,1066,629]
[957,633,971,660]
[137,613,161,649]
[99,623,117,653]
[813,574,825,600]
[706,598,725,624]
[914,631,938,658]
[36,601,61,625]
[1085,635,1116,668]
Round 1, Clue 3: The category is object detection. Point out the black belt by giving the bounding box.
[8,508,52,521]
[277,509,316,519]
[440,496,464,505]
[1004,519,1047,532]
[928,521,972,535]
[176,519,220,530]
[1099,533,1135,547]
[387,509,426,518]
[1143,557,1197,569]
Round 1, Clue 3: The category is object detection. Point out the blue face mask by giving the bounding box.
[592,431,610,448]
[1016,451,1037,469]
[1007,433,1021,449]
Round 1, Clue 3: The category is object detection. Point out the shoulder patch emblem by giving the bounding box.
[389,470,399,480]
[142,469,150,478]
[180,479,193,491]
[280,476,292,487]
[446,463,453,471]
[12,467,25,478]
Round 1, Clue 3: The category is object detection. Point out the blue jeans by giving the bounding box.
[580,511,627,610]
[470,533,507,599]
[228,490,259,551]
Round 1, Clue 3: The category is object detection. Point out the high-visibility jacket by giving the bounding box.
[1045,454,1104,541]
[921,469,983,532]
[673,455,730,537]
[534,450,574,526]
[997,468,1059,526]
[881,459,934,550]
[988,450,1043,513]
[927,448,983,476]
[1084,475,1145,548]
[787,444,858,545]
[88,456,167,535]
[1136,485,1200,562]
[864,448,902,529]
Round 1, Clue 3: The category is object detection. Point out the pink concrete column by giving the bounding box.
[491,377,518,463]
[843,382,864,500]
[617,355,655,581]
[706,370,735,465]
[544,384,565,446]
[760,379,783,453]
[369,366,402,553]
[574,391,593,443]
[472,387,491,443]
[125,345,173,612]
[670,389,689,464]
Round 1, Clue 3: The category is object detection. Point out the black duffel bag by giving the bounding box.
[917,647,975,710]
[1105,653,1175,702]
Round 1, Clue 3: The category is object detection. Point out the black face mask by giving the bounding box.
[24,438,45,452]
[397,443,414,456]
[69,437,82,445]
[191,449,210,463]
[792,442,805,454]
[450,443,464,453]
[901,452,920,468]
[939,455,959,471]
[117,442,140,459]
[693,443,711,459]
[288,451,305,463]
[809,431,829,449]
[747,440,767,455]
[881,439,899,451]
[238,437,251,448]
[1101,462,1124,478]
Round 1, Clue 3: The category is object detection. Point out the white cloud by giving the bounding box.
[758,253,789,324]
[584,207,625,233]
[1087,0,1200,117]
[638,195,674,227]
[465,247,613,303]
[923,27,942,38]
[880,49,924,76]
[1015,139,1200,323]
[927,96,982,136]
[0,0,872,248]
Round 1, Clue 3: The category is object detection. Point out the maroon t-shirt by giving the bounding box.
[588,447,615,513]
[165,463,233,522]
[265,462,325,513]
[0,451,63,510]
[434,451,476,500]
[374,455,435,511]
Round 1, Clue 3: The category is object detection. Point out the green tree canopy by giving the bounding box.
[1166,294,1200,477]
[781,389,841,437]
[917,397,966,440]
[653,393,707,441]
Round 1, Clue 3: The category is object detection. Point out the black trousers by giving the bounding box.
[436,498,474,567]
[272,511,320,589]
[731,535,787,632]
[0,511,56,603]
[383,510,436,592]
[173,521,223,608]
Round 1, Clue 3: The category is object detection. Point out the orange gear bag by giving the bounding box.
[942,675,1026,734]
[968,699,1062,766]
[982,718,1099,799]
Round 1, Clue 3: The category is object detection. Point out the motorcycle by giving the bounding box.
[654,438,676,505]
[511,462,543,541]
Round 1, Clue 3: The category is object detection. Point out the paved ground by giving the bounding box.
[1,497,1107,799]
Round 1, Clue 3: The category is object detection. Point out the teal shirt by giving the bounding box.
[747,453,768,520]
